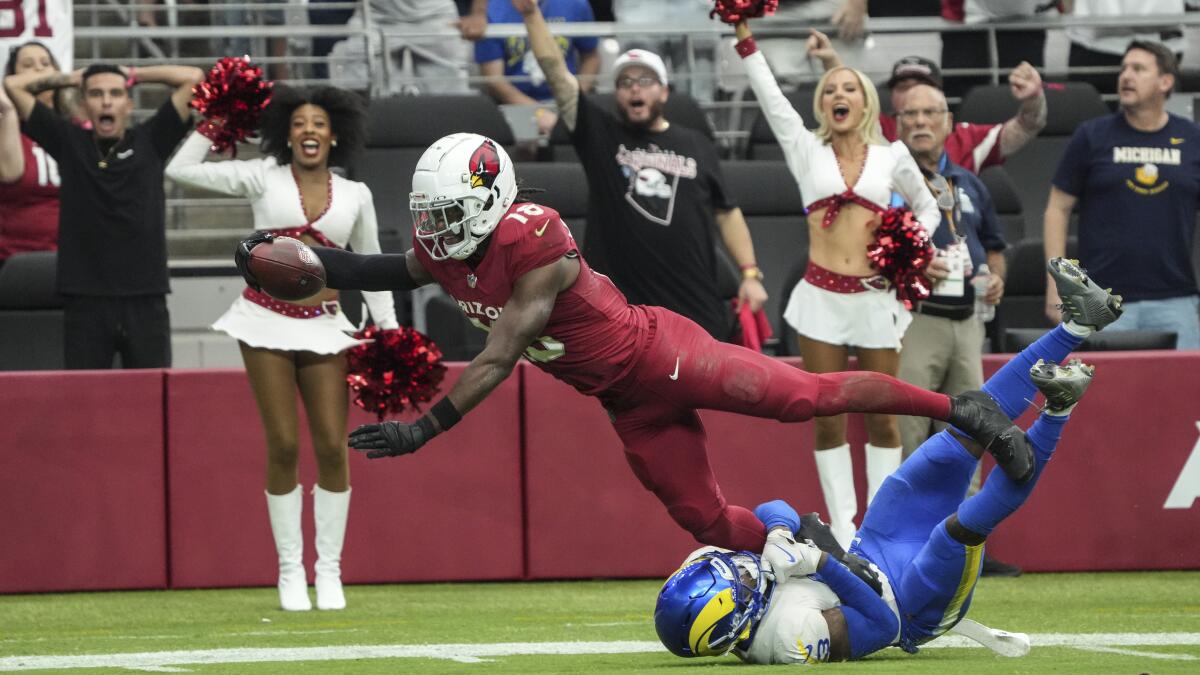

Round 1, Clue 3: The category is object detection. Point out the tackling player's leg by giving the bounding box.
[613,404,767,551]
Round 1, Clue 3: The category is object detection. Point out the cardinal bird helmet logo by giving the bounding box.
[469,139,501,190]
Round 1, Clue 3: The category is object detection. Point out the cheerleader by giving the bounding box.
[166,85,398,611]
[733,17,941,548]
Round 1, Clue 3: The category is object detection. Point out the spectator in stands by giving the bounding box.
[166,86,398,612]
[0,41,69,271]
[315,0,487,80]
[1062,0,1186,98]
[733,17,941,549]
[755,0,871,84]
[808,30,1048,175]
[4,61,203,369]
[1044,40,1200,349]
[938,0,1049,99]
[516,0,767,343]
[475,0,599,140]
[329,0,473,95]
[613,0,718,101]
[894,82,1022,577]
[213,0,291,81]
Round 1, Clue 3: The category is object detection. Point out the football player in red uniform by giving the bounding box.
[236,133,1032,553]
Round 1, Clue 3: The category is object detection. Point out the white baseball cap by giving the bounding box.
[613,49,668,87]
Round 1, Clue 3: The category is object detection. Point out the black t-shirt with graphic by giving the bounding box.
[22,101,190,296]
[570,91,737,340]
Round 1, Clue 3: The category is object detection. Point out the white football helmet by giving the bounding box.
[410,133,517,261]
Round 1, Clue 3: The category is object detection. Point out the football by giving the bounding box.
[248,236,327,301]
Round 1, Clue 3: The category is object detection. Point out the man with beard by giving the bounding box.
[4,62,203,368]
[515,0,766,343]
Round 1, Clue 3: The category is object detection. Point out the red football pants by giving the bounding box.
[607,307,951,552]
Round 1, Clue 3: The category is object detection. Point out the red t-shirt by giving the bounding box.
[0,134,60,259]
[879,113,1004,175]
[413,201,651,396]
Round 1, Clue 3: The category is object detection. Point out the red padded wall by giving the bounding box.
[522,360,871,580]
[0,371,167,593]
[166,365,522,588]
[984,351,1200,571]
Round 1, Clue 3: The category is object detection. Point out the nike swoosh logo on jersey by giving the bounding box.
[1170,137,1186,145]
[534,222,549,237]
[770,543,797,563]
[669,357,680,380]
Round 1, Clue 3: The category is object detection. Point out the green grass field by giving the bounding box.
[2,572,1198,673]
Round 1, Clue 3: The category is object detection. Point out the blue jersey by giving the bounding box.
[927,156,1008,306]
[473,0,598,101]
[1052,112,1200,301]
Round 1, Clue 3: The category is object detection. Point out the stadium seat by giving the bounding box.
[958,82,1108,134]
[746,85,817,160]
[512,162,588,243]
[959,83,1109,228]
[1004,328,1177,352]
[721,160,808,342]
[0,252,64,370]
[352,95,517,250]
[978,166,1025,243]
[546,91,716,162]
[993,237,1078,351]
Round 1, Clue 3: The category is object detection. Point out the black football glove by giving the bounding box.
[797,512,884,596]
[234,230,276,292]
[348,418,435,459]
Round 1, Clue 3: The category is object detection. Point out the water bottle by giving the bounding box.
[973,264,995,323]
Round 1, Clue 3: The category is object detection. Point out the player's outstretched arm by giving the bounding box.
[516,0,580,131]
[347,257,572,459]
[313,246,433,292]
[443,257,567,414]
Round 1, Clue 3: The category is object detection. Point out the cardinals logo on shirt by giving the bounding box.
[469,139,501,190]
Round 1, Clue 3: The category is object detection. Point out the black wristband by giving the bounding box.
[430,397,462,432]
[414,415,437,442]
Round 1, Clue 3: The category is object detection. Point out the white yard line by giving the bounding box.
[1074,645,1197,661]
[0,635,1197,671]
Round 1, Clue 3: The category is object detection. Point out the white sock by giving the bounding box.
[865,444,902,505]
[1063,320,1093,337]
[814,444,857,550]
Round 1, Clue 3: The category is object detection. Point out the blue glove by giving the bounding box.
[754,499,801,534]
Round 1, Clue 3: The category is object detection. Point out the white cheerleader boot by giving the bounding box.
[266,485,312,611]
[814,444,858,550]
[865,444,902,505]
[313,485,351,610]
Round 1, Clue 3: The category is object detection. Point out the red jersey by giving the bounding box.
[413,202,651,396]
[0,135,60,259]
[879,114,1004,175]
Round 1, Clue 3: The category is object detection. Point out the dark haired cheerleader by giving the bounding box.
[167,83,397,612]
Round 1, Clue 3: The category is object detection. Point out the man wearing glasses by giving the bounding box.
[893,84,1019,578]
[514,0,767,344]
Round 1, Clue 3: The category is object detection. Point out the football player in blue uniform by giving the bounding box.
[654,258,1122,663]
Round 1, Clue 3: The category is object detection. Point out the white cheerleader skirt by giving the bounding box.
[213,295,367,355]
[783,277,913,351]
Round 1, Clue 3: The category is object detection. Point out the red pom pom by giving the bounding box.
[190,56,273,157]
[346,326,448,421]
[866,207,936,310]
[710,0,779,24]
